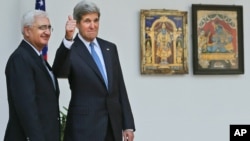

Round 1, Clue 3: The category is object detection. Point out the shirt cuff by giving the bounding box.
[124,129,134,132]
[63,38,74,49]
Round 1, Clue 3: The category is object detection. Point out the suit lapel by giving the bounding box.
[74,37,107,88]
[21,41,50,76]
[21,40,58,93]
[97,38,113,91]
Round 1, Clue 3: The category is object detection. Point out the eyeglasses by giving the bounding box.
[31,25,53,32]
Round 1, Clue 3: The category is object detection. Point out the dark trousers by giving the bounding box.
[105,118,114,141]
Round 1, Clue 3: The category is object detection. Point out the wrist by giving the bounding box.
[124,129,134,132]
[65,36,73,41]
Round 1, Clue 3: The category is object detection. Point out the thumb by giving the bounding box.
[68,15,73,20]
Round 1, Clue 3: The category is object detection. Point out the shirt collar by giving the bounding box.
[77,34,98,47]
[23,39,43,56]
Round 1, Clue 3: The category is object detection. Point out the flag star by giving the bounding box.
[39,0,44,6]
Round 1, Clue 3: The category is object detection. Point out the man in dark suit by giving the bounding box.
[53,0,135,141]
[4,10,60,141]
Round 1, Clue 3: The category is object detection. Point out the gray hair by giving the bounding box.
[73,0,100,23]
[21,10,49,34]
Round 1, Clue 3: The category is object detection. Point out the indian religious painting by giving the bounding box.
[192,4,244,74]
[140,9,188,74]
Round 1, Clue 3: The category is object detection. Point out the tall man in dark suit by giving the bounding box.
[4,10,60,141]
[53,0,135,141]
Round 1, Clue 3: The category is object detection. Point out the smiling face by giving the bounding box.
[77,13,99,42]
[23,16,51,51]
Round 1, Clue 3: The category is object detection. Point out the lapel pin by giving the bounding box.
[106,48,110,51]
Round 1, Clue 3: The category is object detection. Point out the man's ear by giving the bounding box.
[23,27,30,37]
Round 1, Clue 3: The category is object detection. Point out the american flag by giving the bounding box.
[35,0,48,60]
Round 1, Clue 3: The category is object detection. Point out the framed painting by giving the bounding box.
[140,9,188,74]
[192,4,244,74]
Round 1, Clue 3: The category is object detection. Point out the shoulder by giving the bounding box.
[8,46,27,63]
[5,47,30,74]
[96,37,116,46]
[6,41,37,67]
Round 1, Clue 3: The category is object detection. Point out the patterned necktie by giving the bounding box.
[89,42,108,88]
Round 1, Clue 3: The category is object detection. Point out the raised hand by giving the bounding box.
[65,15,76,41]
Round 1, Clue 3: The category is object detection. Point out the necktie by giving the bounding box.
[40,55,47,67]
[40,55,56,90]
[90,42,108,87]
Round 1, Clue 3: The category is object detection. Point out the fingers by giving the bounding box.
[66,15,76,29]
[123,131,134,141]
[65,15,76,40]
[68,15,73,20]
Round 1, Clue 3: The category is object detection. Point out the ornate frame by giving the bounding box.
[140,9,188,74]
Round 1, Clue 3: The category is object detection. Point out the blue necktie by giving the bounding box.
[90,43,108,88]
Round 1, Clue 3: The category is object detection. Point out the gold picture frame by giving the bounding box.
[140,9,188,74]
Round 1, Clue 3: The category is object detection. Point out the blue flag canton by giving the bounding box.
[35,0,46,11]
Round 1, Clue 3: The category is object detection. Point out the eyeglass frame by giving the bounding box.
[29,24,53,32]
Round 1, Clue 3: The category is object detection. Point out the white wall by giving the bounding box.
[0,0,20,138]
[1,0,250,140]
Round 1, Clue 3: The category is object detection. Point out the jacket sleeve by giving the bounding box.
[52,42,71,78]
[113,46,136,131]
[5,54,46,141]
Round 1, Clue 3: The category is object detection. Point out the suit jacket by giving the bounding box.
[4,40,60,141]
[53,35,135,141]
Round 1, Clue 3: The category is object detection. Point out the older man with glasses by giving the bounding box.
[4,10,60,141]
